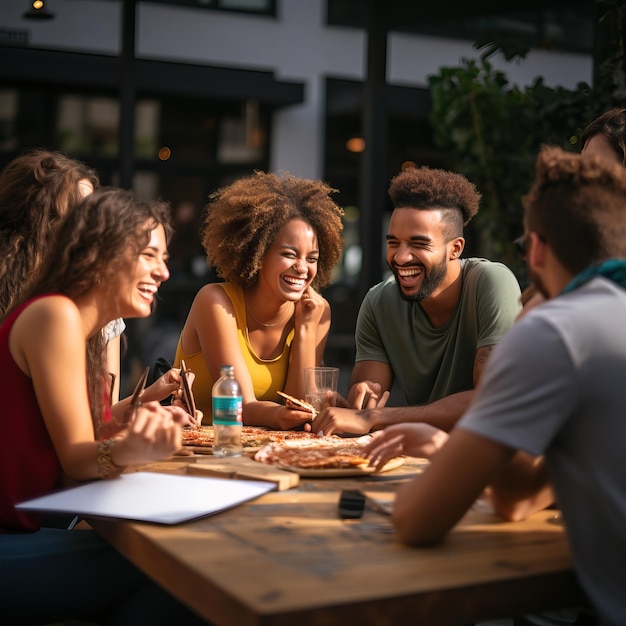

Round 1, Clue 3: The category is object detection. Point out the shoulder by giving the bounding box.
[463,258,516,279]
[363,275,398,303]
[462,258,521,292]
[189,282,238,322]
[193,282,233,306]
[11,295,83,353]
[18,294,80,326]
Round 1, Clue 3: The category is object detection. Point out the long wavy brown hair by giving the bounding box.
[202,171,344,288]
[0,149,99,320]
[14,187,173,432]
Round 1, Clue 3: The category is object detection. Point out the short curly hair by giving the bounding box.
[523,145,626,275]
[388,166,480,237]
[202,171,344,289]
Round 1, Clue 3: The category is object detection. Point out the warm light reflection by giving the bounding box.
[401,160,417,171]
[158,147,171,161]
[346,137,365,153]
[33,1,44,9]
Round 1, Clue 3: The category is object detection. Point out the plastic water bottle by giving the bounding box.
[212,365,243,457]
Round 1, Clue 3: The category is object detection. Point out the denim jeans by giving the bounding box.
[0,527,206,626]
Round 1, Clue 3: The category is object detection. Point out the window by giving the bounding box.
[143,0,276,16]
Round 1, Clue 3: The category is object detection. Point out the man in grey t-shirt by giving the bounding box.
[315,166,521,435]
[365,146,626,626]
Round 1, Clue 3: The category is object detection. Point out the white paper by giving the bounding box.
[16,472,274,525]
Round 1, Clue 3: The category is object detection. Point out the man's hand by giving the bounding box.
[314,389,389,435]
[313,407,370,436]
[347,380,388,410]
[364,423,449,468]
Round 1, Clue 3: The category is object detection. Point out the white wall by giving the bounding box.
[0,0,593,178]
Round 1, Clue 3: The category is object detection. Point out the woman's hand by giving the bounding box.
[140,368,185,404]
[111,401,183,466]
[294,286,325,327]
[163,404,203,429]
[364,423,449,468]
[348,381,389,410]
[271,405,318,431]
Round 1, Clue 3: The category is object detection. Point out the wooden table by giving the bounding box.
[91,458,584,626]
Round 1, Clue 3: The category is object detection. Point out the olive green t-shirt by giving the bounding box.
[354,258,522,405]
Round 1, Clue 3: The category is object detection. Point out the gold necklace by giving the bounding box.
[245,302,293,328]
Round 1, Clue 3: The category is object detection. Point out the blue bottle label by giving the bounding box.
[213,396,243,426]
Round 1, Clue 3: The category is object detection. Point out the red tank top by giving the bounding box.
[0,297,63,532]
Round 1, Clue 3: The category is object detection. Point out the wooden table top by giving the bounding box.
[91,457,584,626]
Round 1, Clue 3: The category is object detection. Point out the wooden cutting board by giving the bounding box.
[186,456,299,491]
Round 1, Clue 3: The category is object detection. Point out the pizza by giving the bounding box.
[180,426,320,450]
[254,435,374,470]
[180,427,215,448]
[277,391,317,416]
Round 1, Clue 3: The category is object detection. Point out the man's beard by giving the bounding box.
[391,254,449,303]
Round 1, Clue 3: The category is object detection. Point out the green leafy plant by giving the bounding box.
[428,0,626,282]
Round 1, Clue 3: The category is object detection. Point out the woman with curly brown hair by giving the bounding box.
[174,171,344,429]
[0,187,204,625]
[0,149,191,413]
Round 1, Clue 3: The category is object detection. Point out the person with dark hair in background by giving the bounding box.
[580,107,626,165]
[520,107,626,315]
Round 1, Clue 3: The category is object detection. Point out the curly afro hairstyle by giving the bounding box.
[202,171,344,289]
[388,166,480,234]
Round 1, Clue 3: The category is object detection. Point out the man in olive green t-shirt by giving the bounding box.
[315,166,522,435]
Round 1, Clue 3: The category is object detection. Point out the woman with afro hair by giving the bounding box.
[174,171,344,429]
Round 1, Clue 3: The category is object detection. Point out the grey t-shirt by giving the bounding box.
[460,278,626,625]
[355,258,522,405]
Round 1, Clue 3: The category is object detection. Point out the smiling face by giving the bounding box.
[257,218,319,301]
[113,223,170,319]
[386,208,463,303]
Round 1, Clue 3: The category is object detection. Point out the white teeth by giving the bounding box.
[283,276,306,286]
[397,268,422,277]
[138,284,157,294]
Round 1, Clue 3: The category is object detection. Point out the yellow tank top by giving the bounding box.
[174,283,294,422]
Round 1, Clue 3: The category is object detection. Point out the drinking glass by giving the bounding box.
[304,366,339,412]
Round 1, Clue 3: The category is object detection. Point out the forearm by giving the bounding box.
[242,401,282,428]
[283,323,325,398]
[366,390,474,432]
[487,452,553,521]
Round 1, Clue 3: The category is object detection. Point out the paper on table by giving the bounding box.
[16,472,274,525]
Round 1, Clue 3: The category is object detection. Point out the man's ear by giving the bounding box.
[527,231,546,270]
[450,237,465,260]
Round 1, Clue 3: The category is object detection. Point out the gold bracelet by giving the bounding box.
[97,438,127,479]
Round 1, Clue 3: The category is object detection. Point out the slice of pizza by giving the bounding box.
[254,439,371,470]
[277,391,317,417]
